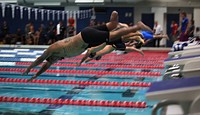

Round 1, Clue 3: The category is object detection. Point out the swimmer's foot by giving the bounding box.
[139,37,145,44]
[137,21,153,32]
[163,35,169,40]
[22,69,30,76]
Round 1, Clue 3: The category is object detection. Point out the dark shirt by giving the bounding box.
[188,25,195,37]
[67,25,75,37]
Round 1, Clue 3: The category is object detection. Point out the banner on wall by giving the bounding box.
[0,3,94,21]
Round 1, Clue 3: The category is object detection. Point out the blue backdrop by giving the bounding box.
[0,5,65,34]
[0,5,135,36]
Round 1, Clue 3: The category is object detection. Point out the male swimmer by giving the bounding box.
[22,11,153,81]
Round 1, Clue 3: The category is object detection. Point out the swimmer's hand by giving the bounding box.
[21,69,30,76]
[76,62,82,66]
[139,50,144,56]
[27,75,37,82]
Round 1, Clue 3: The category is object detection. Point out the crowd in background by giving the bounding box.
[0,20,75,45]
[0,11,200,46]
[170,12,200,43]
[152,11,200,47]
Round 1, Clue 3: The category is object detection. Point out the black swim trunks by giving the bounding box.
[108,38,126,51]
[46,56,64,63]
[81,25,109,48]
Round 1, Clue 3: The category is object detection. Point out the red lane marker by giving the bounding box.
[58,59,164,64]
[16,62,164,69]
[0,68,161,76]
[0,96,147,108]
[0,78,151,87]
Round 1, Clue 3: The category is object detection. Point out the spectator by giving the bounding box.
[15,28,23,44]
[67,18,75,37]
[1,21,9,38]
[101,22,106,25]
[56,21,66,41]
[170,20,178,42]
[179,11,189,41]
[153,21,163,47]
[47,21,56,44]
[38,24,47,45]
[56,21,61,40]
[26,23,35,45]
[188,20,195,38]
[25,22,33,39]
[89,19,96,26]
[97,21,101,26]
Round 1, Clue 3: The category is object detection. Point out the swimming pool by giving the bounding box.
[0,48,168,115]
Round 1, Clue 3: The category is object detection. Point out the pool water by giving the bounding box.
[0,48,168,115]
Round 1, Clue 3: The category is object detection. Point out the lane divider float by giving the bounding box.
[0,68,161,76]
[0,78,151,87]
[0,96,147,108]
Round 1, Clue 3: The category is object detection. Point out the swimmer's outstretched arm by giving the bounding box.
[27,61,53,82]
[77,49,92,66]
[85,45,114,63]
[77,43,107,66]
[22,50,51,76]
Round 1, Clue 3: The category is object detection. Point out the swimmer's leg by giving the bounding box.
[89,43,107,53]
[22,50,51,76]
[122,31,143,39]
[125,46,144,56]
[106,11,119,31]
[125,36,145,44]
[109,21,153,42]
[153,34,169,40]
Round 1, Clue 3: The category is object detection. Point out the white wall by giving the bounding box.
[167,7,194,14]
[194,8,200,29]
[134,7,151,24]
[152,7,167,46]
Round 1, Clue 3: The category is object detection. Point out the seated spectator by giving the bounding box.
[38,24,47,45]
[26,24,35,45]
[15,28,23,45]
[47,21,56,45]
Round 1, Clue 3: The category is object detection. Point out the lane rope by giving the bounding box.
[0,96,147,108]
[0,68,161,76]
[0,78,151,87]
[16,62,164,69]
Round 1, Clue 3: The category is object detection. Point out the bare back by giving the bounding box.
[49,33,88,58]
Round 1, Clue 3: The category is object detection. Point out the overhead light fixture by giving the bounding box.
[75,0,104,3]
[0,0,17,3]
[34,2,61,6]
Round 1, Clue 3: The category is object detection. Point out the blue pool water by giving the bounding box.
[0,48,168,115]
